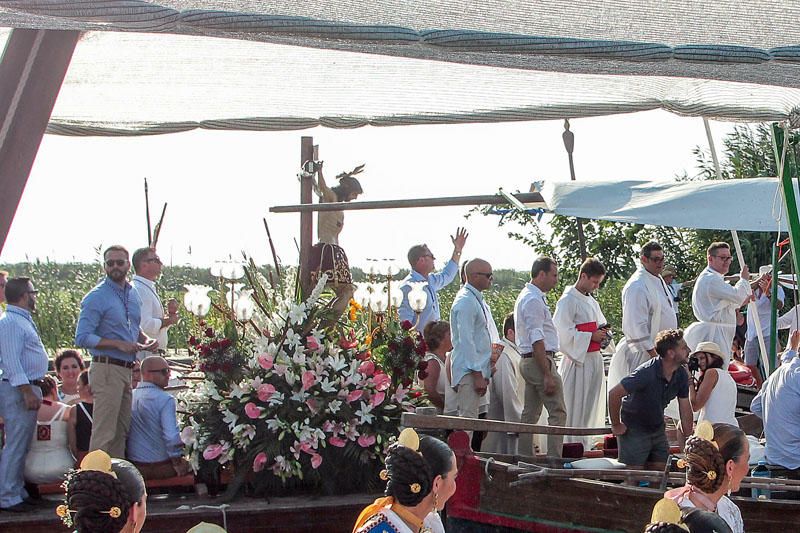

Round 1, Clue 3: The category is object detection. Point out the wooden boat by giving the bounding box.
[402,413,799,533]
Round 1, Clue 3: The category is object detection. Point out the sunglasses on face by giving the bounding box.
[475,272,493,279]
[647,256,665,263]
[714,255,733,262]
[105,259,127,267]
[147,368,170,375]
[144,257,162,265]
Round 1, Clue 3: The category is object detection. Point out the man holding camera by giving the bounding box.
[553,258,610,449]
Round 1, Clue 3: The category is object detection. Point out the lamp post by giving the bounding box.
[210,259,246,319]
[183,285,212,318]
[407,282,428,328]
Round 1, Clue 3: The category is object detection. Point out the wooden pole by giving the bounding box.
[299,136,314,296]
[0,29,80,254]
[270,192,544,213]
[401,412,609,436]
[562,119,588,260]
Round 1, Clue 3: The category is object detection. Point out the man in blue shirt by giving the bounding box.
[450,258,493,427]
[608,328,693,471]
[127,356,190,479]
[751,330,800,471]
[0,277,48,512]
[76,245,157,458]
[398,227,468,332]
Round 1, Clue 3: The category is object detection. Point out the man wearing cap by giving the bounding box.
[0,277,48,512]
[76,245,158,458]
[608,241,678,392]
[688,341,738,426]
[398,228,468,332]
[744,268,784,387]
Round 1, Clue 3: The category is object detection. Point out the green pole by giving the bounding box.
[773,123,800,375]
[769,242,779,374]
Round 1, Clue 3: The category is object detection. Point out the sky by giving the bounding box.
[0,110,734,272]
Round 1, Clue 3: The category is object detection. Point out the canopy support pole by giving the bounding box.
[770,241,779,373]
[562,120,588,260]
[0,29,80,254]
[703,118,769,371]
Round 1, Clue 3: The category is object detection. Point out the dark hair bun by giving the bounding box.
[384,443,433,506]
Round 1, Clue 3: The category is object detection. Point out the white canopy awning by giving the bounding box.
[532,178,797,232]
[0,1,799,136]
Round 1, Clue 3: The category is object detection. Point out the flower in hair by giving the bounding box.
[410,483,421,494]
[103,506,122,519]
[676,458,688,469]
[706,470,717,481]
[379,469,389,481]
[56,504,75,527]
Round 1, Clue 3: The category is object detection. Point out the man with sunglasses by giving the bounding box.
[683,242,754,365]
[76,245,158,458]
[132,247,179,361]
[127,355,190,479]
[608,241,679,393]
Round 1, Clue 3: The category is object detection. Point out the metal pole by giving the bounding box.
[270,192,545,213]
[562,119,588,260]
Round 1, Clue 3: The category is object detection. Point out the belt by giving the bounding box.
[1,378,46,386]
[92,355,135,369]
[520,351,555,359]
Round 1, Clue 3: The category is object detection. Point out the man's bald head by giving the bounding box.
[465,258,493,291]
[140,355,170,388]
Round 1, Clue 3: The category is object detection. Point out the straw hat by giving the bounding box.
[186,522,227,533]
[662,265,677,278]
[691,341,727,362]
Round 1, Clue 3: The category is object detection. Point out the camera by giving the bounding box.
[687,356,700,373]
[597,324,613,350]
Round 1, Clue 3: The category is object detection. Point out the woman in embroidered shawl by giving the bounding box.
[353,429,457,533]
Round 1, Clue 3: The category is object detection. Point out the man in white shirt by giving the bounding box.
[683,242,752,361]
[482,313,524,455]
[553,258,609,450]
[515,256,566,457]
[131,248,178,360]
[608,241,678,392]
[744,268,784,386]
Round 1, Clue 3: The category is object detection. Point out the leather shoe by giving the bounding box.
[0,502,35,513]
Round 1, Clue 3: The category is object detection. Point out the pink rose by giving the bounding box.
[306,335,320,351]
[357,434,376,448]
[257,383,276,402]
[329,436,347,447]
[346,389,364,403]
[310,453,323,469]
[257,354,274,370]
[301,370,317,391]
[244,402,261,419]
[252,452,268,472]
[203,444,224,460]
[372,372,391,391]
[370,391,386,407]
[357,360,375,377]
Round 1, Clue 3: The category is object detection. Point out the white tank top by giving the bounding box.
[698,368,739,427]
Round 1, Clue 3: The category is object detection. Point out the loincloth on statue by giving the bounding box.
[309,242,353,285]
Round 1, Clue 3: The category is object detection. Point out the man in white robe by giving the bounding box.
[608,242,678,392]
[482,313,524,455]
[683,242,752,363]
[553,258,609,450]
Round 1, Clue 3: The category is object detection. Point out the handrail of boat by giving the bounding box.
[401,412,610,435]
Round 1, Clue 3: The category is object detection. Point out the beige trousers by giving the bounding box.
[518,355,567,458]
[89,361,132,458]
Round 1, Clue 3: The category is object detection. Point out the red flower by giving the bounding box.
[199,346,210,357]
[417,360,428,371]
[199,320,207,327]
[402,378,412,388]
[205,327,214,338]
[209,340,220,350]
[188,336,199,346]
[387,341,400,353]
[402,337,415,350]
[401,320,414,331]
[415,340,427,355]
[418,370,428,380]
[356,350,371,361]
[219,338,232,349]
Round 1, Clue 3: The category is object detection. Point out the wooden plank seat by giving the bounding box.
[34,473,199,496]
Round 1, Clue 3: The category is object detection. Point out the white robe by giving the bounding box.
[553,285,607,449]
[684,267,750,365]
[608,266,677,391]
[481,339,524,455]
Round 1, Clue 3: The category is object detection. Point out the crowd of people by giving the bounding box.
[0,245,187,517]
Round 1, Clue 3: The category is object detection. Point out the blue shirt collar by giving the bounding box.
[104,276,132,292]
[464,283,483,301]
[6,304,32,319]
[409,269,427,281]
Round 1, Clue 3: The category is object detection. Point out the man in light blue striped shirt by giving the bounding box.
[450,258,493,425]
[0,277,48,512]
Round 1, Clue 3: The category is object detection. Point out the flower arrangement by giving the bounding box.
[179,265,425,496]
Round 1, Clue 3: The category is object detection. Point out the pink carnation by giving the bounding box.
[310,453,323,469]
[252,452,268,472]
[357,434,376,448]
[372,372,391,391]
[301,370,317,391]
[257,354,274,370]
[357,360,375,377]
[329,436,347,447]
[370,391,386,407]
[306,335,321,351]
[203,444,224,460]
[346,389,364,403]
[257,383,276,402]
[244,402,261,419]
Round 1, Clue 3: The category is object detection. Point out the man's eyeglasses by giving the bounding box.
[26,290,39,295]
[713,255,733,263]
[105,259,127,267]
[147,368,170,375]
[646,256,665,264]
[144,257,162,265]
[475,272,494,279]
